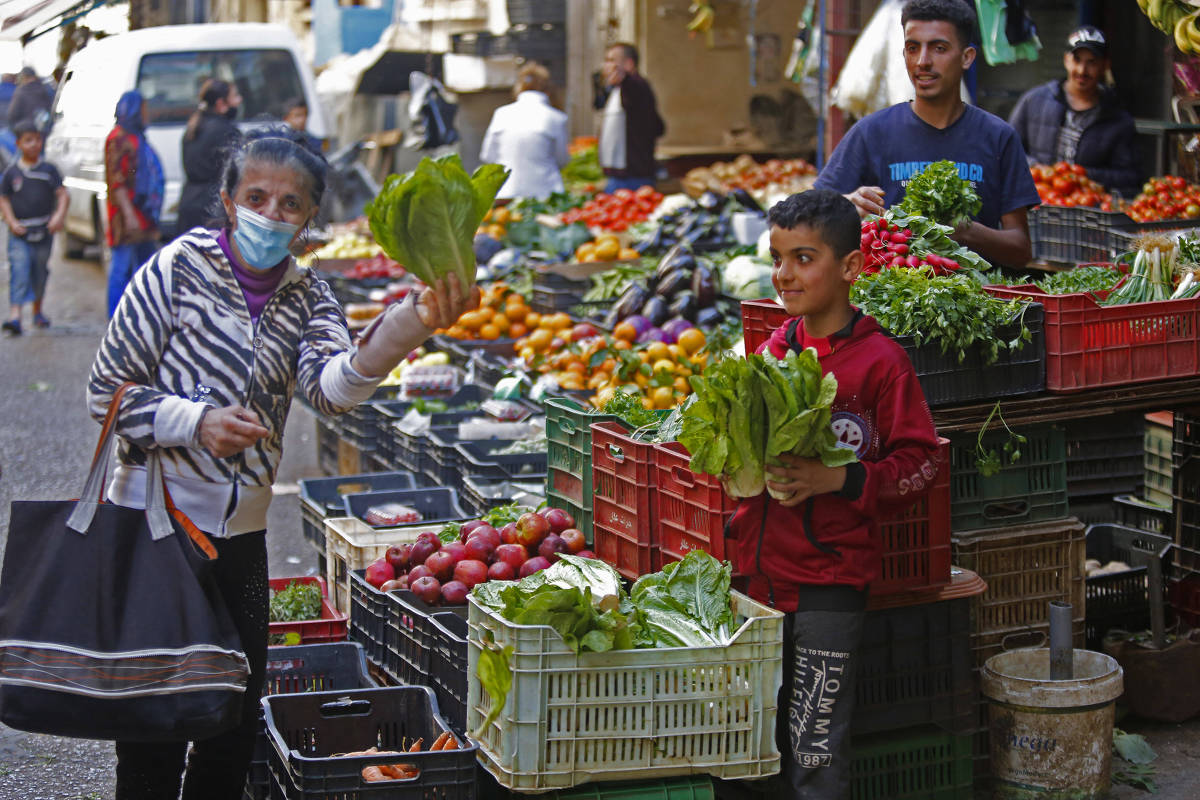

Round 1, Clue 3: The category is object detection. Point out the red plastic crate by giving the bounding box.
[986,284,1200,392]
[650,439,952,596]
[742,298,789,355]
[269,577,349,645]
[1169,574,1200,627]
[546,465,585,506]
[590,421,658,579]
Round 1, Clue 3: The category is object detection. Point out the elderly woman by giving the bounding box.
[480,61,569,200]
[87,128,478,798]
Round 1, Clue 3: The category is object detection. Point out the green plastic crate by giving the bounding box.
[544,488,593,542]
[850,726,974,800]
[948,423,1068,532]
[544,397,620,511]
[546,777,714,800]
[1145,412,1173,506]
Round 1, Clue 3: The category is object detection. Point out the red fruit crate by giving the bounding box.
[985,285,1200,392]
[741,298,788,354]
[590,420,658,579]
[650,439,952,597]
[269,577,349,645]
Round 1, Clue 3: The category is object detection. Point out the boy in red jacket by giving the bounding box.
[730,189,940,797]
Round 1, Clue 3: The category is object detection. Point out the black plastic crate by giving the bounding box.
[460,475,545,518]
[450,31,501,56]
[853,596,974,736]
[1114,494,1172,536]
[1085,523,1173,649]
[300,473,417,552]
[342,487,467,529]
[315,415,339,477]
[426,425,469,486]
[249,644,377,797]
[1172,412,1200,576]
[1063,413,1145,499]
[347,570,391,674]
[427,612,468,737]
[1028,205,1112,266]
[457,440,548,483]
[896,303,1045,407]
[507,0,565,25]
[371,384,493,470]
[263,687,476,800]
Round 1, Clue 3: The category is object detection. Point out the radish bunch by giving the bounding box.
[860,218,961,276]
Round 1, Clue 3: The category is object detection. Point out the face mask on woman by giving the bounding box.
[231,205,300,270]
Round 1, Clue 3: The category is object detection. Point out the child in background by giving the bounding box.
[0,120,68,335]
[282,96,322,153]
[727,189,939,797]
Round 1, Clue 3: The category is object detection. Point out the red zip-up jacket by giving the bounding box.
[728,310,940,611]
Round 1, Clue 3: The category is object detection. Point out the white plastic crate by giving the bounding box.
[323,517,448,614]
[466,590,783,791]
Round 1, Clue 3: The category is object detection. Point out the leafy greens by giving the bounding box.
[365,154,509,288]
[630,551,734,647]
[898,160,982,228]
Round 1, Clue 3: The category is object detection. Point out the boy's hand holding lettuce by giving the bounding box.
[365,154,509,288]
[678,349,856,498]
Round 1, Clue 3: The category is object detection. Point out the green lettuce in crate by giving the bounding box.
[630,550,734,647]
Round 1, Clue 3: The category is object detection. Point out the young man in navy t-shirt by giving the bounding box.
[814,0,1040,268]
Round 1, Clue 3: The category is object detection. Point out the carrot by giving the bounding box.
[361,766,387,782]
[440,735,459,751]
[430,731,451,751]
[407,737,424,752]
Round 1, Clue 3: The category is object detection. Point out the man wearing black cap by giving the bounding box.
[1008,26,1140,197]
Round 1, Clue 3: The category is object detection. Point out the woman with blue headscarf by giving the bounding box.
[104,90,163,316]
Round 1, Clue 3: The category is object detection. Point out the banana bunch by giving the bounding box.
[1142,0,1194,40]
[687,1,715,46]
[1176,9,1200,54]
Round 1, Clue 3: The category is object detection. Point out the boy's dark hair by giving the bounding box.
[283,96,307,112]
[900,0,977,47]
[12,120,40,139]
[768,189,861,258]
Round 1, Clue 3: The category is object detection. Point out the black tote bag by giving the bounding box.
[0,383,250,741]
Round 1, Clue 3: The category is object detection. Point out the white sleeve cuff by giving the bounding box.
[154,396,210,449]
[320,350,385,411]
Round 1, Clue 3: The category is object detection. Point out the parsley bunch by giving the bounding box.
[898,160,982,228]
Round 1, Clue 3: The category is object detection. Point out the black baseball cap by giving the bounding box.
[1066,26,1107,56]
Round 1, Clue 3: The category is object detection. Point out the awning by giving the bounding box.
[0,0,111,43]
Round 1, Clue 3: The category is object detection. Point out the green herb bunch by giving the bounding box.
[898,160,982,228]
[269,581,323,623]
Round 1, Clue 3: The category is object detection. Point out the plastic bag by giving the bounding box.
[405,72,460,150]
[974,0,1041,66]
[363,503,423,527]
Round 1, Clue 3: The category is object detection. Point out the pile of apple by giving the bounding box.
[363,507,592,606]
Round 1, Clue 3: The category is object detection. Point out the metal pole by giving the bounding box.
[816,0,827,168]
[1049,601,1074,680]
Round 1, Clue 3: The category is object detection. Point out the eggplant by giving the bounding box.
[666,291,696,322]
[730,187,765,215]
[697,191,723,211]
[692,262,718,307]
[612,282,651,320]
[656,267,693,298]
[641,296,670,327]
[695,305,723,329]
[602,304,623,331]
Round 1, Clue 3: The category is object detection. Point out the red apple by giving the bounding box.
[364,559,394,589]
[519,556,551,578]
[469,524,501,550]
[441,541,467,564]
[499,522,519,545]
[385,543,412,573]
[410,576,442,606]
[516,512,551,548]
[407,563,434,582]
[464,535,496,563]
[488,561,517,581]
[409,538,440,567]
[416,531,441,547]
[441,580,469,605]
[538,534,568,564]
[494,543,528,572]
[539,507,574,534]
[453,559,489,589]
[425,550,457,581]
[559,528,586,554]
[576,550,596,559]
[460,520,488,540]
[380,578,407,592]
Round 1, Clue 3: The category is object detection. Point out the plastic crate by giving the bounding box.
[854,583,978,736]
[948,423,1069,532]
[986,285,1200,392]
[590,420,659,579]
[544,777,715,800]
[1172,412,1200,576]
[300,473,417,554]
[545,397,621,509]
[1027,204,1113,266]
[1063,414,1144,499]
[263,686,476,800]
[545,491,592,541]
[427,611,468,736]
[347,570,391,673]
[324,517,453,615]
[315,415,340,476]
[874,439,953,596]
[952,517,1086,645]
[269,577,349,646]
[1113,493,1172,535]
[467,591,783,791]
[458,440,548,484]
[739,300,1045,406]
[341,486,467,529]
[1084,523,1173,649]
[1144,411,1174,506]
[848,725,974,800]
[507,0,566,25]
[460,475,546,518]
[248,643,376,797]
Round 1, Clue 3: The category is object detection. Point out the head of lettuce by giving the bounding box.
[365,154,510,289]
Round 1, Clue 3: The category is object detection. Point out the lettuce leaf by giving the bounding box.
[630,551,734,647]
[365,154,509,288]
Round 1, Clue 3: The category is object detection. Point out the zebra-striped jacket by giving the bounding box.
[86,228,403,536]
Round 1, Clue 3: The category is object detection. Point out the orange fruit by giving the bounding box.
[651,386,675,409]
[490,314,510,334]
[588,372,609,389]
[457,309,486,331]
[479,323,501,340]
[445,325,468,339]
[641,397,655,411]
[600,357,617,374]
[652,358,675,375]
[527,327,554,352]
[547,312,572,330]
[618,247,640,260]
[486,223,505,239]
[593,237,620,261]
[677,328,706,355]
[674,376,691,394]
[645,341,670,363]
[613,339,632,351]
[509,322,528,339]
[613,321,638,342]
[524,311,542,329]
[492,206,511,224]
[576,242,597,262]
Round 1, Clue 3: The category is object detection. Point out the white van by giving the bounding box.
[46,23,329,248]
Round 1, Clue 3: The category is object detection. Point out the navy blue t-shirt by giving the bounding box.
[814,103,1041,229]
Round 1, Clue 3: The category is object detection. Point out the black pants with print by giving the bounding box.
[777,586,867,800]
[114,531,270,800]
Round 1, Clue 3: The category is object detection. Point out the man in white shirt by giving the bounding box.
[480,63,569,200]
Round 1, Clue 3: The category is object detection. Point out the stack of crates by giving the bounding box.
[1062,414,1145,524]
[1170,413,1200,626]
[544,397,621,539]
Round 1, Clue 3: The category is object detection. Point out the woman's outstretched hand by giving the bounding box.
[415,274,481,331]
